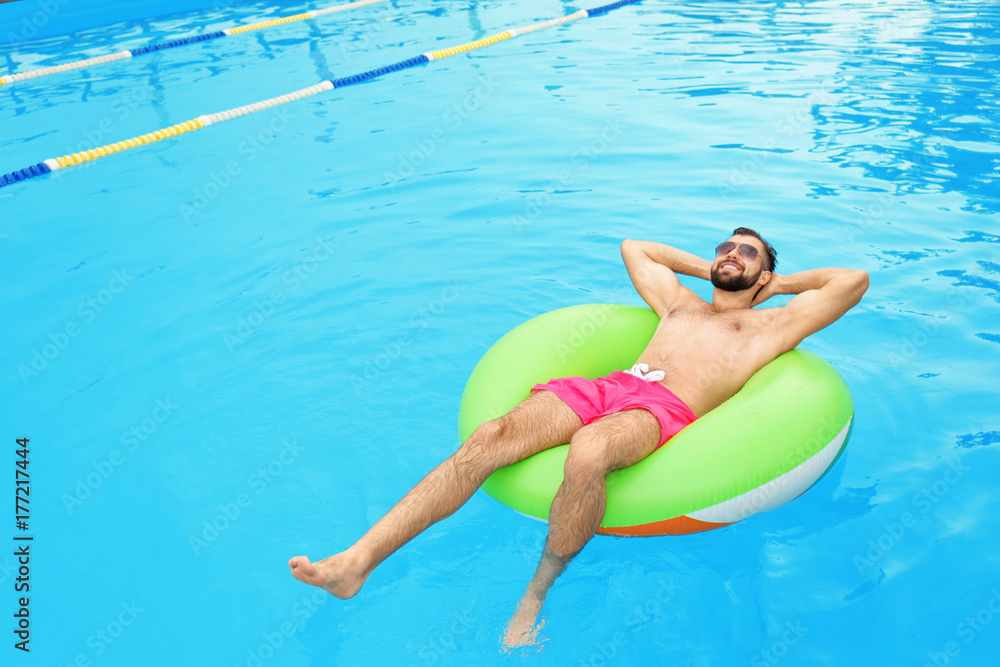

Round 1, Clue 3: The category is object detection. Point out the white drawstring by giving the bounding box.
[625,363,665,382]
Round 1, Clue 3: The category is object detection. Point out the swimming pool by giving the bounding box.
[2,0,998,664]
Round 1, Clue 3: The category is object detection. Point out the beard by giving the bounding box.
[710,264,762,292]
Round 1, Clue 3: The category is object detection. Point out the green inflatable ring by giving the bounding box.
[457,304,853,536]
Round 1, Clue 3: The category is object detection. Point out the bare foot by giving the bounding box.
[288,552,367,599]
[502,597,544,649]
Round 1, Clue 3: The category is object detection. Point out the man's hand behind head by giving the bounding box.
[750,273,783,308]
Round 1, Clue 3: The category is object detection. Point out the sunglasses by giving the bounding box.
[715,241,759,262]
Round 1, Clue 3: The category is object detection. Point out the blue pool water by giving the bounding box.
[2,0,999,664]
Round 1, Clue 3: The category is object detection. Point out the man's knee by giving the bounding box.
[563,431,613,481]
[467,417,507,449]
[453,418,509,478]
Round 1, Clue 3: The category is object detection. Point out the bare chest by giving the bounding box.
[637,305,779,415]
[640,303,776,381]
[658,304,764,341]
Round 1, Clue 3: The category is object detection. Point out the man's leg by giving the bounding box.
[288,390,582,598]
[503,409,661,647]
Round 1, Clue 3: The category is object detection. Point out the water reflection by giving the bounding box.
[805,0,1000,212]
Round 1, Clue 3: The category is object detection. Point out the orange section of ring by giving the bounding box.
[598,515,733,537]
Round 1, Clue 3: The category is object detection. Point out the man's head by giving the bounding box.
[710,227,777,293]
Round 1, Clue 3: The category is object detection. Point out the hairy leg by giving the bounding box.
[503,409,661,648]
[289,390,582,598]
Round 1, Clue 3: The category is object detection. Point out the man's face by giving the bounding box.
[710,235,767,292]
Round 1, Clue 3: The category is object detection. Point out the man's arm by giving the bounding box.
[621,239,710,317]
[755,268,870,351]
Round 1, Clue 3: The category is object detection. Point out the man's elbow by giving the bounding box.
[853,269,870,291]
[849,269,869,301]
[621,239,643,260]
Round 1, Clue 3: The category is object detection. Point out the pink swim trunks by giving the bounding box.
[531,366,697,448]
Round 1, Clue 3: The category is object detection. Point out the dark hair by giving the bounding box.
[732,227,777,272]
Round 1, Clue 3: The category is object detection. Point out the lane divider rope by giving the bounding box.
[0,0,386,87]
[0,0,641,189]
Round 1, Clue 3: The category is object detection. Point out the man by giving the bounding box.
[288,228,869,646]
